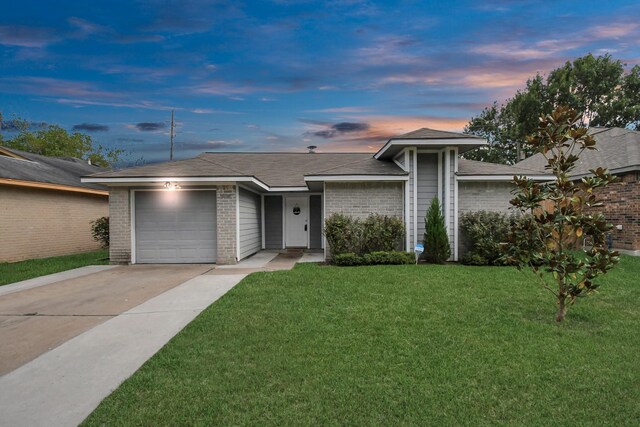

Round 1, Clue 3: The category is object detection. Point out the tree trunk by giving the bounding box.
[556,296,567,322]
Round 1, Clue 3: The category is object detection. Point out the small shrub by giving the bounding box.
[324,213,404,258]
[91,216,109,249]
[460,211,513,266]
[334,251,414,266]
[362,215,405,252]
[423,197,450,263]
[324,213,363,255]
[333,253,364,266]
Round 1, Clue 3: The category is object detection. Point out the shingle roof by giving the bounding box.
[88,153,407,187]
[458,159,550,176]
[391,128,485,140]
[0,146,107,190]
[516,127,640,177]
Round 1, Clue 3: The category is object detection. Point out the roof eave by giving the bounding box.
[374,138,487,160]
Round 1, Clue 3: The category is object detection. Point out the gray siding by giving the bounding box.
[238,188,261,260]
[264,195,283,249]
[416,153,438,242]
[448,150,455,249]
[310,195,322,249]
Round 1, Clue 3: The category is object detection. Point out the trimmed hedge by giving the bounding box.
[460,211,512,266]
[334,251,415,266]
[324,213,405,257]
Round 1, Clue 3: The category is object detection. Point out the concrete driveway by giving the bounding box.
[0,264,212,375]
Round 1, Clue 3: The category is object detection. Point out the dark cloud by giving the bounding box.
[312,121,370,138]
[135,122,165,131]
[72,123,109,132]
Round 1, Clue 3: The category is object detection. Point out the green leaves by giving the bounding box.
[506,106,619,321]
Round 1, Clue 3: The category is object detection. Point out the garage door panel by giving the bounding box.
[134,191,217,264]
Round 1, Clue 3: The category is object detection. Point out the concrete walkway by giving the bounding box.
[0,272,244,427]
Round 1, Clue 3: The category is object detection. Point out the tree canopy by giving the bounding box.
[0,115,122,168]
[464,53,640,164]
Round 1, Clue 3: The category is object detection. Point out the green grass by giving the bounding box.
[0,250,109,286]
[84,256,640,426]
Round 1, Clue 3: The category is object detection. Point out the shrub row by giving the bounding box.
[324,213,405,256]
[334,251,415,266]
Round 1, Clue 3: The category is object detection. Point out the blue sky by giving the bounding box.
[1,0,639,163]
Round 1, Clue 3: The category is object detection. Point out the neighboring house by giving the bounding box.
[0,146,108,262]
[84,128,550,265]
[517,127,640,253]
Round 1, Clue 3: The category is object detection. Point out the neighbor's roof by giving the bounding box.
[516,127,640,177]
[457,159,550,176]
[0,146,107,192]
[86,152,407,188]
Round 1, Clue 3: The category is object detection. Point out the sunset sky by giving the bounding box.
[1,0,639,163]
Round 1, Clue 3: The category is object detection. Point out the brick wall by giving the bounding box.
[216,185,238,264]
[0,185,108,262]
[458,181,514,215]
[324,181,404,219]
[595,172,639,251]
[109,187,131,264]
[324,182,404,257]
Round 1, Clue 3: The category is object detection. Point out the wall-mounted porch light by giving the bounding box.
[163,181,182,190]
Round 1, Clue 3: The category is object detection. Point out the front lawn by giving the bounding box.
[0,250,109,286]
[84,256,639,426]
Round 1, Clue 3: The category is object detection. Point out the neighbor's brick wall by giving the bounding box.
[594,172,639,251]
[0,185,108,262]
[216,185,238,264]
[109,187,131,264]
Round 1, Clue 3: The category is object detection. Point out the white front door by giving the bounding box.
[285,196,308,247]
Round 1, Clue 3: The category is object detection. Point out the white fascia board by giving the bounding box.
[374,138,487,159]
[304,175,408,182]
[456,175,554,181]
[82,176,271,191]
[269,186,310,192]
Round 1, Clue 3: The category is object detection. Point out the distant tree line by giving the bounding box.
[464,53,640,164]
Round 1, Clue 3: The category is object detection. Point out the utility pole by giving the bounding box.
[169,110,175,161]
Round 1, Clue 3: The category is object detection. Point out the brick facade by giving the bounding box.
[215,185,238,264]
[324,181,404,219]
[458,181,514,215]
[0,185,108,262]
[108,185,239,265]
[596,172,639,251]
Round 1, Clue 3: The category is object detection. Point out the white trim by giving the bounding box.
[129,188,217,265]
[235,184,240,262]
[304,175,407,182]
[237,183,261,195]
[413,149,418,249]
[444,149,450,234]
[393,148,408,172]
[453,147,459,262]
[437,151,443,203]
[456,175,553,181]
[417,148,444,154]
[269,186,310,192]
[375,138,486,159]
[404,150,410,251]
[83,176,270,191]
[261,194,265,250]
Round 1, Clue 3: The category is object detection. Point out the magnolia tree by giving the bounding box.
[506,106,619,322]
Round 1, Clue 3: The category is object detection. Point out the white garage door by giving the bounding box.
[134,190,217,263]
